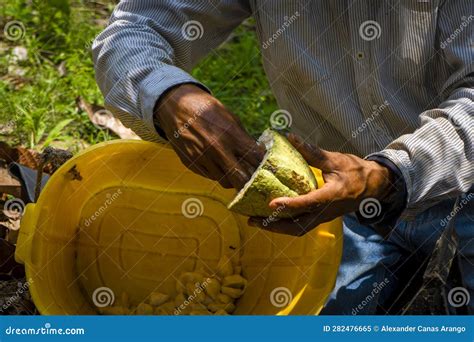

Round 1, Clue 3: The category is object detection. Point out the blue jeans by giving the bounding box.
[320,191,474,315]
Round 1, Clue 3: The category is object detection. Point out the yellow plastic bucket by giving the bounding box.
[15,140,342,315]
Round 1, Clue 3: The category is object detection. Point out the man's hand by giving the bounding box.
[155,84,264,189]
[248,133,396,236]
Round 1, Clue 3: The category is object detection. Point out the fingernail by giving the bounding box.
[287,132,299,140]
[269,198,289,209]
[269,201,279,209]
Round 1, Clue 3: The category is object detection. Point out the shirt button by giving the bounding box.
[373,124,385,134]
[376,127,392,141]
[356,51,364,60]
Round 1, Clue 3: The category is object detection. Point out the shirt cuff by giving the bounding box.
[365,148,422,219]
[355,154,408,236]
[138,64,211,139]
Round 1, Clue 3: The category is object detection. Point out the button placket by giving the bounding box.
[349,2,387,149]
[368,82,394,146]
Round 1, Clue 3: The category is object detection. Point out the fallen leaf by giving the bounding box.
[76,96,141,140]
[57,60,66,77]
[0,142,53,173]
[0,163,21,197]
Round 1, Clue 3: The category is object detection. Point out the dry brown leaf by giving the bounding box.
[0,74,31,90]
[0,142,54,173]
[76,96,141,140]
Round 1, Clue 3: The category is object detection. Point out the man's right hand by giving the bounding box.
[155,84,264,190]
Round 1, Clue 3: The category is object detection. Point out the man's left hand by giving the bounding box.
[248,133,396,236]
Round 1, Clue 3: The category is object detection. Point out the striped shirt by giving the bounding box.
[92,0,473,219]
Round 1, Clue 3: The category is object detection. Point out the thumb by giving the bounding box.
[269,182,338,212]
[286,133,332,171]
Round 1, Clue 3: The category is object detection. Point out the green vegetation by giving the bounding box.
[0,0,276,150]
[193,21,277,136]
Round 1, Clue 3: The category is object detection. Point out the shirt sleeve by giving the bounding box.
[356,155,407,236]
[92,0,251,142]
[367,1,474,220]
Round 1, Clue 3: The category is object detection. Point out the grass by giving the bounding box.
[0,0,277,150]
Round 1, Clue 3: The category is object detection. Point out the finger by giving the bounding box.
[239,159,258,180]
[240,146,264,170]
[211,146,252,190]
[201,160,224,180]
[210,149,250,190]
[218,155,250,190]
[175,149,208,177]
[232,138,265,187]
[217,162,246,189]
[204,159,234,188]
[204,161,233,188]
[226,166,250,190]
[286,133,332,170]
[171,142,214,179]
[237,137,265,168]
[269,183,339,212]
[220,166,247,189]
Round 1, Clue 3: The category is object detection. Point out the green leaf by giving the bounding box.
[41,118,73,147]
